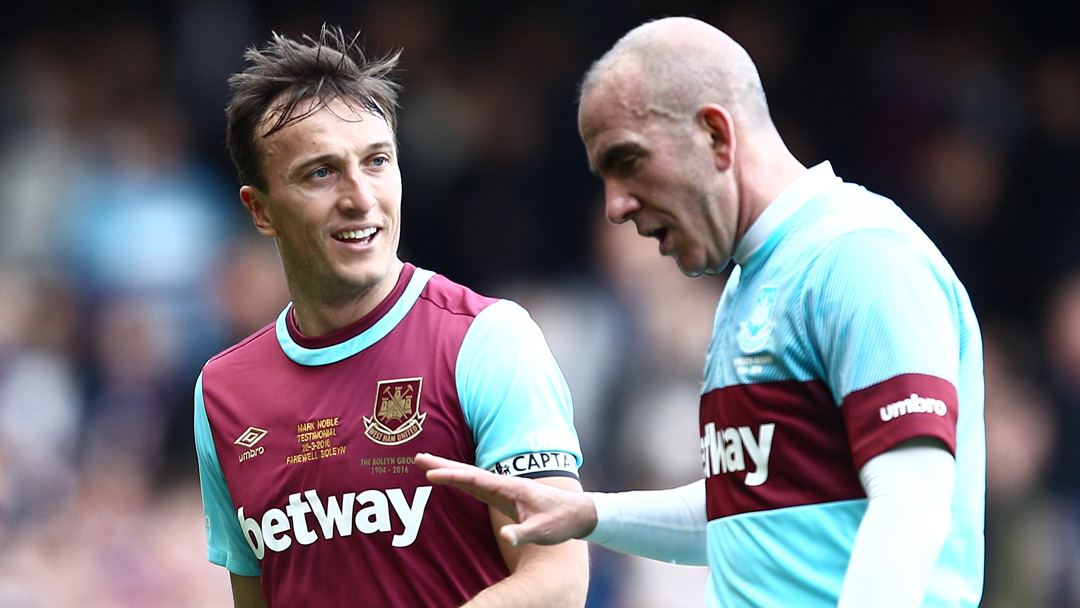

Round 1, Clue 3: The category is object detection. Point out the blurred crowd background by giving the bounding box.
[0,1,1078,606]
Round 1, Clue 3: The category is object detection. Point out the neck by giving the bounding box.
[735,132,806,238]
[290,260,404,337]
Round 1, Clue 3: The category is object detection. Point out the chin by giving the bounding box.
[352,255,404,286]
[332,263,383,288]
[350,269,392,289]
[674,254,708,277]
[676,258,731,278]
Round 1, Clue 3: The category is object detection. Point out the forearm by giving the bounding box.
[583,479,708,566]
[230,573,268,608]
[839,443,954,608]
[463,475,590,607]
[461,537,589,608]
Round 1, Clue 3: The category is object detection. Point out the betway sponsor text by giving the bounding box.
[238,486,432,559]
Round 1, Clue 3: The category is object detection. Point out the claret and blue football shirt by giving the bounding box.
[195,263,582,607]
[700,162,984,607]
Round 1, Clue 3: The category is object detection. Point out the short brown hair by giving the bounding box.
[226,25,402,190]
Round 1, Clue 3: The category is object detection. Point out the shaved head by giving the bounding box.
[580,17,772,133]
[575,17,806,277]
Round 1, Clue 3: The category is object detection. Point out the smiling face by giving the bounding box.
[240,97,403,325]
[578,74,739,277]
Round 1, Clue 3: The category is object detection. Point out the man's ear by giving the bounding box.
[699,104,736,171]
[240,185,278,237]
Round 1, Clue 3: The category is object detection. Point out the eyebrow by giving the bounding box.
[364,140,397,155]
[291,140,396,176]
[593,141,645,176]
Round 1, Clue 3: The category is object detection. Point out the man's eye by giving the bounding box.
[311,167,330,179]
[371,156,388,167]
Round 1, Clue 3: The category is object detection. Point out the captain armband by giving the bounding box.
[488,451,579,480]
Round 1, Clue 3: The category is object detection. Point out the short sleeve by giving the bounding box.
[195,373,263,576]
[805,232,959,468]
[456,300,583,476]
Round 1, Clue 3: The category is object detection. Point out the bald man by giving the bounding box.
[418,16,985,608]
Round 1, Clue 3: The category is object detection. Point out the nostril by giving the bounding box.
[606,196,635,224]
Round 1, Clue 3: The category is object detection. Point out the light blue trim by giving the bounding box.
[456,300,582,471]
[195,372,262,576]
[276,268,436,366]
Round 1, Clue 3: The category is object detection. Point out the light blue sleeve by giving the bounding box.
[805,231,961,402]
[194,372,262,576]
[456,299,583,472]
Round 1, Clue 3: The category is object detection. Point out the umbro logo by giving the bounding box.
[235,427,268,448]
[236,427,268,463]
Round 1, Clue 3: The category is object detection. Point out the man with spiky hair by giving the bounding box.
[194,27,588,607]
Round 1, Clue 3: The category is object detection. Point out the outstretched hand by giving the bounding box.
[414,453,597,546]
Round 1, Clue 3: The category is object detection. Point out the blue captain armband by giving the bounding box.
[488,451,580,479]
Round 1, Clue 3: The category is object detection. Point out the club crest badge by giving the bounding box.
[364,378,426,445]
[738,284,779,354]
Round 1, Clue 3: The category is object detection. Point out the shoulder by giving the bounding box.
[416,272,503,320]
[797,185,910,247]
[202,321,278,375]
[785,187,946,279]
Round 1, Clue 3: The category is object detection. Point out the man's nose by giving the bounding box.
[605,180,639,224]
[339,167,377,212]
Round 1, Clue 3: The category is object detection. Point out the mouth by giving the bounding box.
[642,227,670,253]
[333,227,378,244]
[644,227,668,241]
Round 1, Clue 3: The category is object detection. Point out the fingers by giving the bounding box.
[414,452,474,472]
[411,452,586,547]
[501,524,524,546]
[414,452,491,490]
[414,453,508,496]
[415,454,493,489]
[427,468,515,506]
[414,452,523,519]
[498,512,574,547]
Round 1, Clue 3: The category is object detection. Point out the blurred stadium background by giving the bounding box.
[0,1,1078,606]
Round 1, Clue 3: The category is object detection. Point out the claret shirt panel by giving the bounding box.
[698,163,985,608]
[195,263,582,607]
